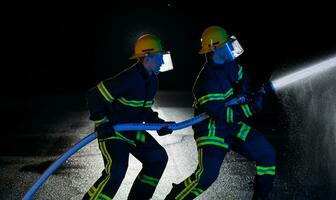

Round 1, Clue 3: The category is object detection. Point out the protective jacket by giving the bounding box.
[192,60,258,143]
[87,62,164,131]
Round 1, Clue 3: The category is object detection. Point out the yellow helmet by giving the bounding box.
[198,26,229,54]
[130,34,164,59]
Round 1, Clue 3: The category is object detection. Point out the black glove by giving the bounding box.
[257,86,267,95]
[256,82,276,96]
[157,121,175,136]
[96,123,115,139]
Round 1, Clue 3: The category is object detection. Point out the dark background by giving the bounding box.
[3,1,336,96]
[1,2,336,199]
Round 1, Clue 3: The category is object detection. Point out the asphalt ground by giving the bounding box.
[0,91,335,199]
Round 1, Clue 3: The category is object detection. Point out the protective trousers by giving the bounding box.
[165,128,276,200]
[83,130,168,200]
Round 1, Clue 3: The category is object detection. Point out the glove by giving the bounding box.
[257,82,276,96]
[96,123,115,139]
[157,121,175,136]
[257,86,266,95]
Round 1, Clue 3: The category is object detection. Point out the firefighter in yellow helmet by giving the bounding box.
[165,26,276,200]
[83,34,175,200]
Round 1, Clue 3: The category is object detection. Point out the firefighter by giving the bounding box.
[83,34,175,200]
[164,26,276,200]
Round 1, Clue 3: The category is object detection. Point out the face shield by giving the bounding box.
[222,35,244,61]
[160,51,174,72]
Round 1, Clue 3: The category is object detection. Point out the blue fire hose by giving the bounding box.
[22,113,209,200]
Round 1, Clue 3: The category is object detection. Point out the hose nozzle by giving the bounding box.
[260,82,276,95]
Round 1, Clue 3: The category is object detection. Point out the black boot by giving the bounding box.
[164,183,180,200]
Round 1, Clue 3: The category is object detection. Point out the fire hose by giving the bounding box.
[23,113,209,200]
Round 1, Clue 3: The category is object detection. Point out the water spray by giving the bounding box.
[223,55,336,107]
[271,56,336,91]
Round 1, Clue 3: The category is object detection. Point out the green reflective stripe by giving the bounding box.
[184,177,192,186]
[197,88,234,105]
[207,119,216,136]
[197,136,224,143]
[100,135,136,146]
[226,107,234,123]
[256,166,276,170]
[238,65,243,80]
[139,174,159,187]
[119,98,144,104]
[87,186,97,197]
[143,175,159,183]
[198,89,233,105]
[197,142,228,149]
[117,97,153,108]
[190,190,201,197]
[257,171,275,175]
[241,104,253,118]
[236,123,251,141]
[115,131,136,145]
[176,149,204,200]
[94,116,109,128]
[145,101,154,108]
[193,188,204,194]
[136,131,141,140]
[246,104,253,116]
[99,136,121,141]
[97,82,114,103]
[100,142,112,174]
[140,179,157,187]
[136,131,145,143]
[100,132,136,146]
[91,142,112,200]
[190,188,204,197]
[117,97,144,107]
[184,180,188,187]
[97,193,112,200]
[196,136,229,149]
[141,134,146,142]
[256,166,276,175]
[91,175,110,200]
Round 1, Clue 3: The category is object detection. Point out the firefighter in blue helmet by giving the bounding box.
[164,26,276,200]
[83,34,175,200]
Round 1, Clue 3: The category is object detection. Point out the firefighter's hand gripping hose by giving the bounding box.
[22,113,209,200]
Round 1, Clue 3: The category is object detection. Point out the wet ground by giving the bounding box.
[0,91,335,199]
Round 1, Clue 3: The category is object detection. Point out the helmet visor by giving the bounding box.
[160,51,174,72]
[222,35,244,61]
